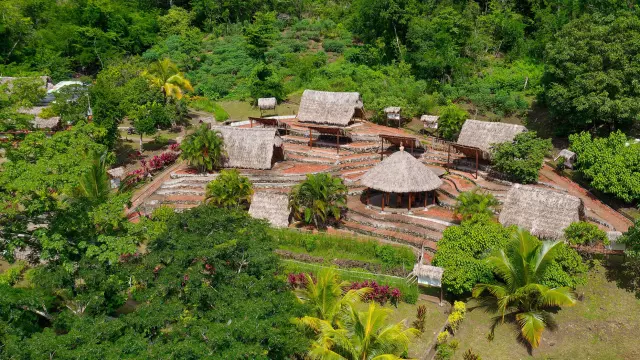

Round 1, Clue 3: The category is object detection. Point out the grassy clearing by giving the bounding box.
[354,300,448,359]
[218,100,299,120]
[452,264,640,360]
[189,97,230,122]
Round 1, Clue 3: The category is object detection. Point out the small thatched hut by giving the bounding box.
[258,97,277,110]
[499,184,584,240]
[0,76,53,92]
[361,146,443,211]
[457,120,527,158]
[297,90,364,127]
[555,149,576,169]
[17,106,60,130]
[248,192,290,228]
[412,263,444,287]
[420,115,439,129]
[217,127,283,170]
[107,167,125,189]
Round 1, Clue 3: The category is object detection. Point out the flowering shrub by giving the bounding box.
[287,272,312,289]
[346,280,401,306]
[169,143,180,152]
[122,148,181,188]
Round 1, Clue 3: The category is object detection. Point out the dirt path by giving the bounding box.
[539,164,632,232]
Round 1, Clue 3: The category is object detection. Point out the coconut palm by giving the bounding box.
[454,188,499,220]
[146,58,194,102]
[205,169,253,209]
[73,152,111,204]
[294,268,370,325]
[472,229,577,348]
[180,125,225,173]
[289,173,348,229]
[298,302,419,360]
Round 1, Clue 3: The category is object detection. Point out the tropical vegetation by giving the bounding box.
[491,132,552,184]
[289,173,348,228]
[454,189,499,220]
[180,124,225,173]
[205,169,253,209]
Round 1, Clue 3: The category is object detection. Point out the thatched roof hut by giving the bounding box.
[248,192,290,228]
[258,97,277,110]
[297,90,364,126]
[0,76,53,92]
[17,106,60,129]
[361,147,443,193]
[420,115,439,129]
[412,263,444,287]
[499,184,584,240]
[457,120,527,157]
[107,167,125,179]
[217,127,283,170]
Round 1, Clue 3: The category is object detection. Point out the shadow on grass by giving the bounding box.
[604,259,640,300]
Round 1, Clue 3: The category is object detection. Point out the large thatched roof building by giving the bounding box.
[248,192,290,228]
[361,147,443,193]
[457,120,527,158]
[297,90,364,127]
[499,184,584,240]
[217,127,283,170]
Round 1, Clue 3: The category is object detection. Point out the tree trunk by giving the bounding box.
[139,134,144,153]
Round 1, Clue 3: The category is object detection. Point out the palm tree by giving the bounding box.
[454,188,499,220]
[289,173,348,229]
[472,229,577,348]
[73,152,111,204]
[180,125,225,173]
[205,169,253,209]
[146,58,194,103]
[294,268,370,325]
[298,303,419,360]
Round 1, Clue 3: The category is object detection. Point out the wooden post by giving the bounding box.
[397,193,401,207]
[433,190,436,205]
[309,128,313,149]
[408,193,412,211]
[367,189,370,206]
[411,141,414,156]
[336,134,340,154]
[381,193,385,212]
[440,287,443,305]
[475,149,479,179]
[250,118,253,128]
[380,138,384,160]
[424,191,427,207]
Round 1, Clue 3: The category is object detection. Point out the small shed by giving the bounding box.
[420,115,439,130]
[107,167,126,189]
[248,192,290,228]
[499,184,584,240]
[412,263,444,287]
[555,149,577,169]
[383,107,402,126]
[297,90,364,127]
[217,127,284,170]
[258,97,277,110]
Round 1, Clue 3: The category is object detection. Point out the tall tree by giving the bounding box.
[491,131,551,184]
[473,229,577,348]
[289,173,348,229]
[146,58,194,103]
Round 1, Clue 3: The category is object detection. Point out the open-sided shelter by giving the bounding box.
[248,192,290,228]
[297,90,364,127]
[361,146,443,211]
[456,119,527,159]
[383,107,402,126]
[217,127,284,170]
[499,184,584,240]
[421,115,439,129]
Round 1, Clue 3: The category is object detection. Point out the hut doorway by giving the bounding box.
[365,189,437,213]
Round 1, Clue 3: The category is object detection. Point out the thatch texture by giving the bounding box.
[107,167,125,179]
[258,97,277,110]
[361,148,443,193]
[412,263,443,287]
[457,120,527,156]
[499,184,584,240]
[217,127,282,170]
[0,76,53,91]
[17,106,60,129]
[420,115,439,129]
[384,107,401,114]
[248,192,290,228]
[297,90,363,126]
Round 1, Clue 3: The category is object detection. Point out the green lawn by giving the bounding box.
[219,100,299,120]
[452,264,640,359]
[354,300,448,359]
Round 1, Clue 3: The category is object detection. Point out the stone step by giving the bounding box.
[157,188,206,196]
[347,203,449,233]
[337,159,379,171]
[284,143,343,159]
[285,152,338,165]
[340,220,437,252]
[338,152,383,164]
[162,194,204,204]
[345,212,442,242]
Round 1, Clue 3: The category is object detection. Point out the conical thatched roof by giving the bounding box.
[258,97,277,110]
[499,184,584,240]
[217,127,282,170]
[297,90,363,126]
[248,192,290,228]
[360,148,443,193]
[457,120,527,155]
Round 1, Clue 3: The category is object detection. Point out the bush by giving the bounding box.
[438,102,468,140]
[447,311,464,333]
[0,261,28,286]
[437,331,450,345]
[189,97,230,122]
[491,131,552,184]
[463,349,482,360]
[323,39,347,53]
[205,169,253,209]
[564,221,608,246]
[346,280,401,306]
[412,304,427,333]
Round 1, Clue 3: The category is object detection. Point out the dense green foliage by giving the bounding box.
[473,230,577,348]
[570,131,640,203]
[205,169,253,209]
[491,131,552,184]
[289,173,348,228]
[0,207,309,358]
[270,228,416,270]
[454,189,499,220]
[564,221,608,246]
[438,102,468,140]
[180,125,225,172]
[433,216,586,296]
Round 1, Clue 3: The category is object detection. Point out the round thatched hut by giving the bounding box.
[360,146,443,211]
